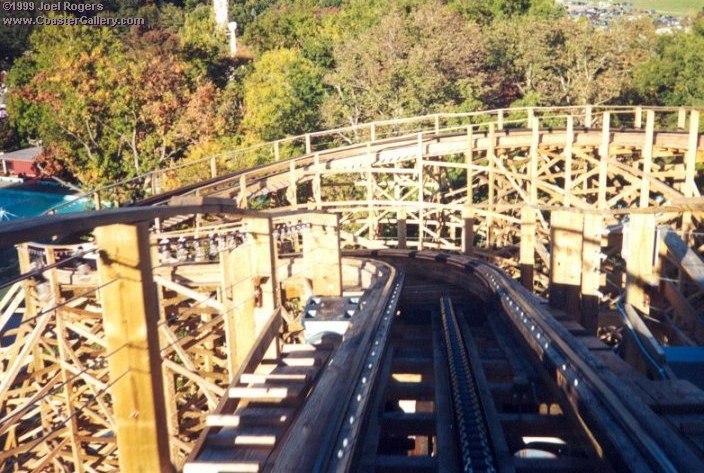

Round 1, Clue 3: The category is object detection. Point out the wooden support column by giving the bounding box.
[210,156,217,179]
[462,206,474,255]
[549,210,583,316]
[584,105,593,128]
[248,217,278,316]
[417,133,425,250]
[313,152,322,210]
[677,107,686,129]
[370,123,376,142]
[684,110,701,198]
[288,160,298,209]
[682,110,700,245]
[48,248,84,472]
[581,214,602,333]
[563,116,574,207]
[95,223,173,473]
[529,119,539,205]
[367,144,376,240]
[497,110,504,130]
[305,133,312,154]
[597,112,610,209]
[220,239,255,377]
[527,108,535,129]
[465,125,474,204]
[238,174,248,209]
[487,124,496,247]
[302,214,342,296]
[639,110,655,207]
[634,106,643,129]
[398,208,407,249]
[625,214,656,315]
[274,141,280,161]
[520,207,536,291]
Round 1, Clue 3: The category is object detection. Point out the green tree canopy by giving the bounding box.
[633,27,704,106]
[241,48,325,141]
[323,1,492,127]
[487,16,655,106]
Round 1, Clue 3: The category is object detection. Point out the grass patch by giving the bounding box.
[629,0,702,16]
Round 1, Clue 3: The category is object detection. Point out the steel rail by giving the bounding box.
[348,249,702,473]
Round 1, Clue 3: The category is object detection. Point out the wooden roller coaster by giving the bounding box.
[0,105,703,472]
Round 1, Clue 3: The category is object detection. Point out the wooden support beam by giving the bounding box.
[94,223,173,473]
[684,110,700,198]
[584,105,593,128]
[520,207,536,291]
[660,227,704,289]
[302,213,342,296]
[563,115,574,207]
[313,153,322,210]
[677,107,686,129]
[663,281,704,344]
[625,214,656,314]
[635,106,643,129]
[153,276,223,312]
[462,206,474,256]
[248,217,279,317]
[367,145,376,240]
[639,111,655,207]
[682,110,701,247]
[487,124,496,247]
[581,214,602,333]
[549,210,583,316]
[417,133,425,250]
[49,248,85,472]
[398,208,407,249]
[464,125,474,205]
[210,156,217,179]
[287,160,297,209]
[238,174,247,209]
[530,119,539,205]
[220,241,255,377]
[598,112,610,209]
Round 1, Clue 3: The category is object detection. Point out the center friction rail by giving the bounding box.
[439,297,496,473]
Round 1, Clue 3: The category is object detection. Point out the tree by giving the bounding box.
[633,28,704,106]
[242,2,335,68]
[487,16,655,106]
[179,4,233,84]
[323,1,492,128]
[241,48,324,141]
[0,119,19,153]
[7,25,228,191]
[450,0,562,24]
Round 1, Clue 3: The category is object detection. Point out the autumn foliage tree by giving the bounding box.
[8,24,227,191]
